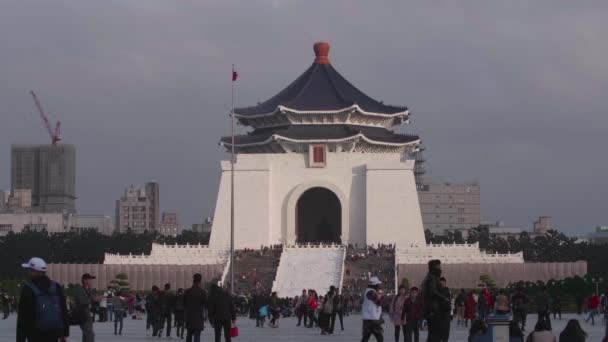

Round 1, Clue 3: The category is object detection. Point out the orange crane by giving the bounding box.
[29,90,61,145]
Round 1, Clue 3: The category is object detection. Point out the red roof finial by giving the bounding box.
[314,42,330,64]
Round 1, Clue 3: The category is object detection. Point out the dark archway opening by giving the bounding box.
[296,187,341,244]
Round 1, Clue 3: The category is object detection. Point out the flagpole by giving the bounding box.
[230,64,236,295]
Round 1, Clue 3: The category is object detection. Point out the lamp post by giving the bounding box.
[591,278,603,295]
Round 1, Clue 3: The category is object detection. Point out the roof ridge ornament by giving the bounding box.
[314,42,330,65]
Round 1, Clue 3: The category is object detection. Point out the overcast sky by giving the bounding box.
[1,1,606,234]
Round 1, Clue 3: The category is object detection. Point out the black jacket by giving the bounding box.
[17,275,69,342]
[422,270,448,319]
[183,285,207,330]
[207,286,236,323]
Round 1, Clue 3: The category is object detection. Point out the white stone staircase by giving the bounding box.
[272,244,346,298]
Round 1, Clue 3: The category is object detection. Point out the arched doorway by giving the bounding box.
[296,187,341,244]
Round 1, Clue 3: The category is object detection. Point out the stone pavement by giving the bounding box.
[1,313,605,341]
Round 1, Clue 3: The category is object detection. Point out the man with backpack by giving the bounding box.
[17,257,69,342]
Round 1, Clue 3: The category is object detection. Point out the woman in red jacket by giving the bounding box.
[464,291,477,327]
[307,290,318,328]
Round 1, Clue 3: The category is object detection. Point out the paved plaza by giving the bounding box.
[1,313,606,342]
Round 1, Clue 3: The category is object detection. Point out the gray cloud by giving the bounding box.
[1,0,606,233]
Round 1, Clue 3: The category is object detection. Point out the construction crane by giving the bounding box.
[29,90,61,145]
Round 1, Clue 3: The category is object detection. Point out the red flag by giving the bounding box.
[232,66,238,81]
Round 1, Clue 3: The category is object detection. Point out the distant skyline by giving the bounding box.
[1,1,606,234]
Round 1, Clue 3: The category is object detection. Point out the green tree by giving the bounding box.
[109,273,130,293]
[479,274,497,288]
[400,277,410,289]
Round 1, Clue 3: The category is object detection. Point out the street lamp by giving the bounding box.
[591,278,603,295]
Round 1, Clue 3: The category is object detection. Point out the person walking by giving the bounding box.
[455,289,466,326]
[295,289,308,327]
[1,293,10,319]
[74,273,100,342]
[183,273,208,342]
[207,284,236,342]
[307,290,318,328]
[559,319,587,342]
[552,295,562,320]
[361,276,384,342]
[146,285,161,336]
[174,288,186,339]
[477,289,489,320]
[158,283,176,337]
[330,287,345,333]
[422,260,451,342]
[109,292,127,336]
[390,285,408,342]
[536,287,551,327]
[402,286,423,342]
[252,287,267,328]
[269,291,281,328]
[438,277,452,342]
[464,291,477,328]
[319,287,334,335]
[17,257,69,342]
[512,287,529,331]
[585,293,599,325]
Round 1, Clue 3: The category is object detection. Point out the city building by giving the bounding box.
[6,189,32,211]
[0,189,33,213]
[11,144,76,213]
[0,212,67,236]
[587,226,608,244]
[114,182,160,233]
[0,190,9,211]
[68,214,114,235]
[418,182,481,235]
[192,217,213,234]
[0,212,114,236]
[159,211,180,236]
[533,216,552,235]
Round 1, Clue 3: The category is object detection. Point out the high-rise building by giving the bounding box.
[159,211,180,236]
[533,216,552,235]
[418,182,481,235]
[114,182,160,233]
[11,144,76,213]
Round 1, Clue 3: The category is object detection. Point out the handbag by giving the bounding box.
[230,325,239,338]
[259,305,269,317]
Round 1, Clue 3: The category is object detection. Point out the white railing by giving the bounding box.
[104,243,229,265]
[395,243,524,264]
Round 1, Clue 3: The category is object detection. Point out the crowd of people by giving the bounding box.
[15,257,237,342]
[9,254,608,342]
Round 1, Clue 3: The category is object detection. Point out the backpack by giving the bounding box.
[26,281,64,331]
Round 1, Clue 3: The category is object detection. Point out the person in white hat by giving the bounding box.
[16,257,69,342]
[361,276,384,342]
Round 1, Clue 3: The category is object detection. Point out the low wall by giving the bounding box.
[47,264,223,291]
[397,261,587,289]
